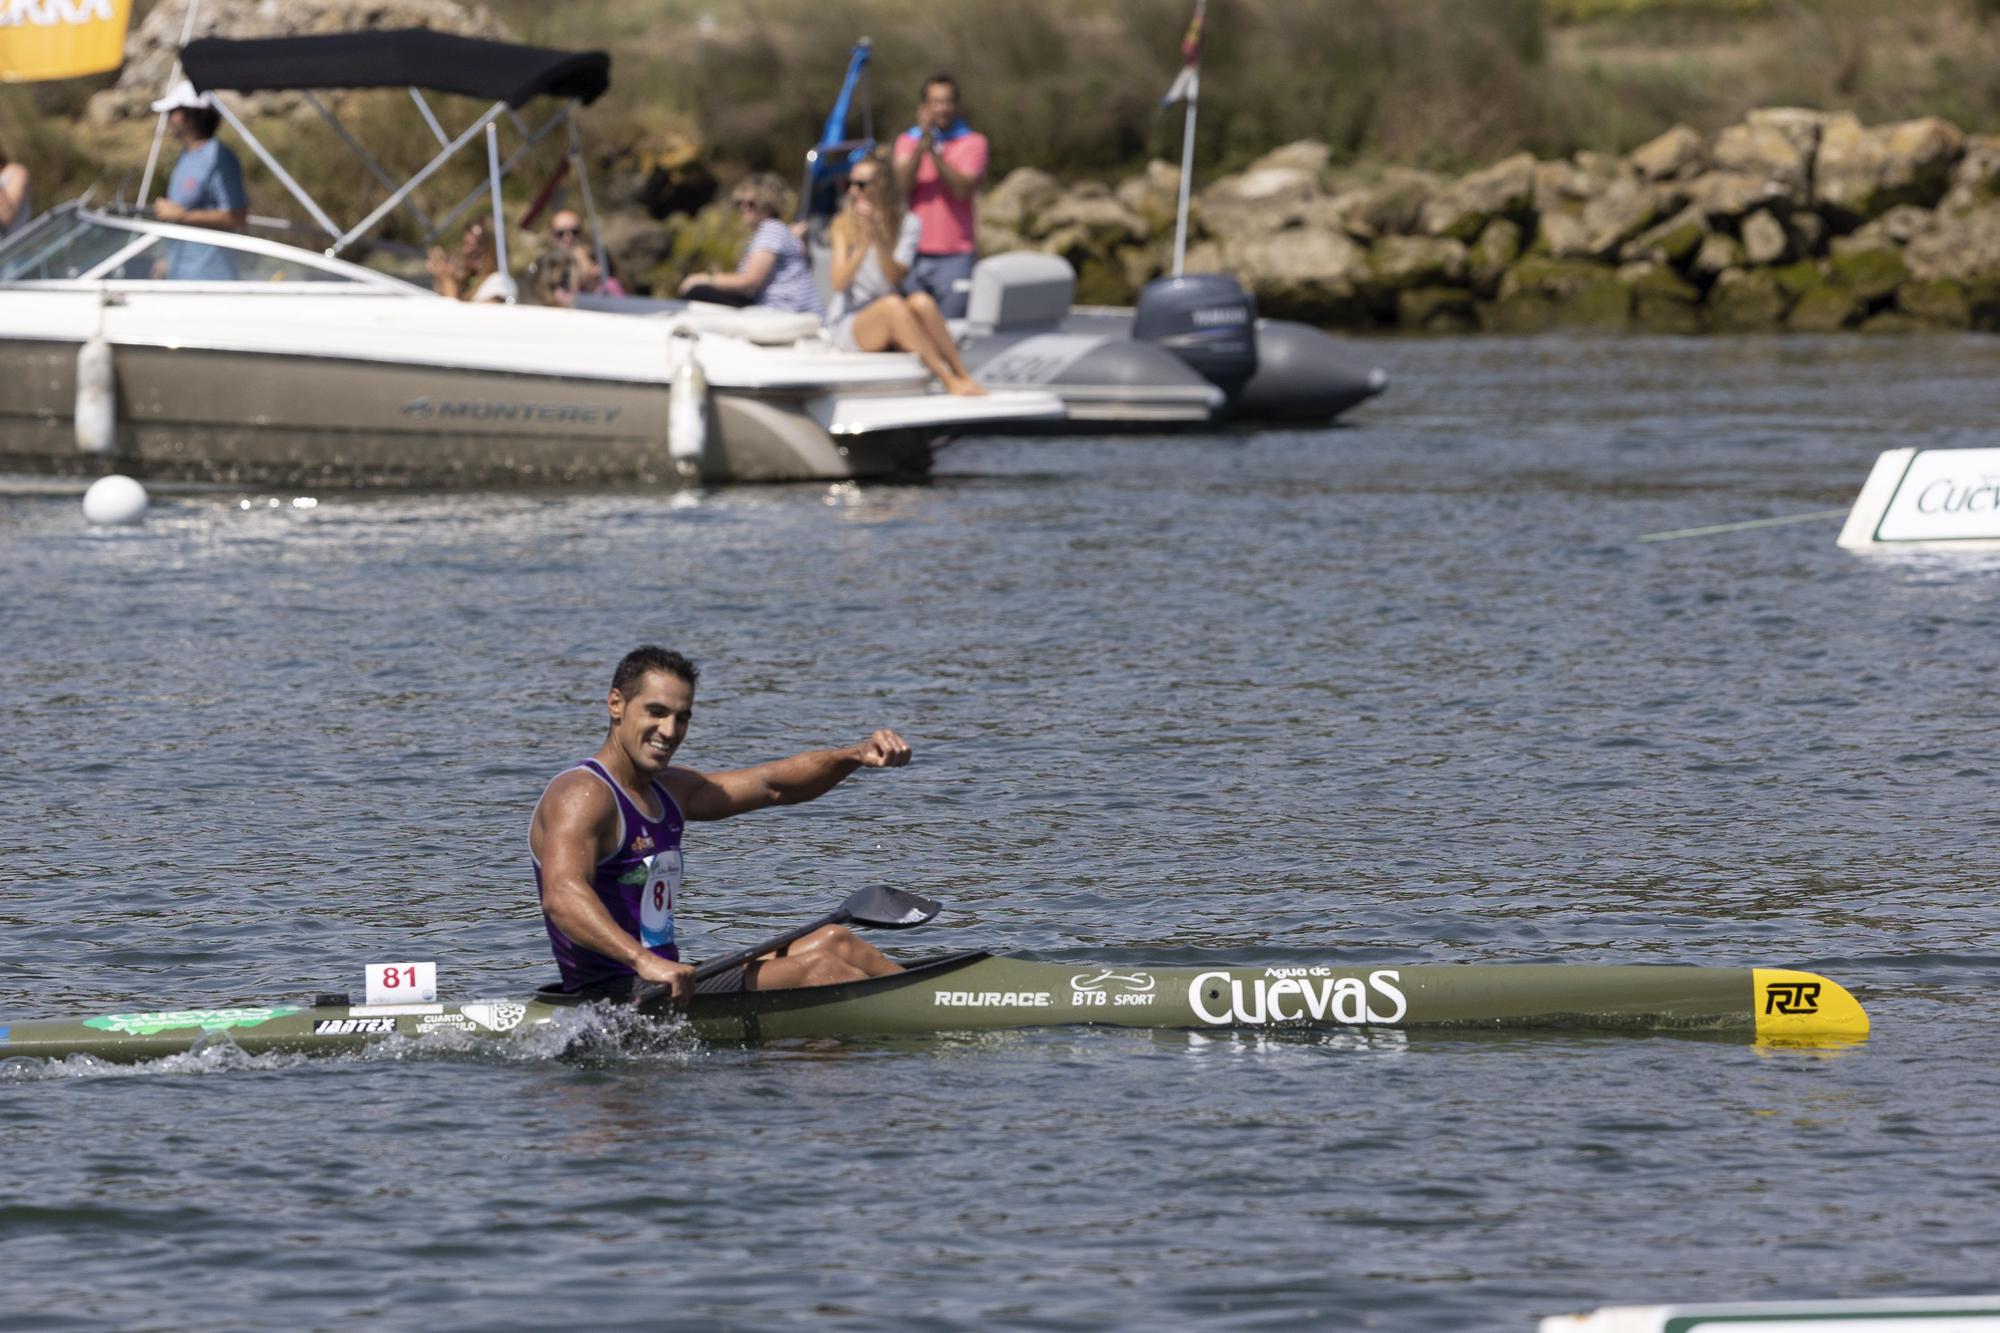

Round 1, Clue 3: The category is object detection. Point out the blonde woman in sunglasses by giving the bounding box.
[824,154,984,396]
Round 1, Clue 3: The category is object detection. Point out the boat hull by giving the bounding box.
[0,338,934,488]
[0,954,1868,1064]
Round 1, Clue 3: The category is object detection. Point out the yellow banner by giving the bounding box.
[0,0,132,84]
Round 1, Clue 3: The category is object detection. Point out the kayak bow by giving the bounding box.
[0,952,1868,1064]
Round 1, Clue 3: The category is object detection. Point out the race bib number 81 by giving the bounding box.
[639,849,680,950]
[365,961,438,1005]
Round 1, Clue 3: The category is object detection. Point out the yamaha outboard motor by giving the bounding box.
[1132,273,1259,400]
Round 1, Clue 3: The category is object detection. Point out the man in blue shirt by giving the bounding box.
[148,80,247,281]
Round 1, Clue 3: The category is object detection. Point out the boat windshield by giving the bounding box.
[0,211,366,286]
[0,215,137,282]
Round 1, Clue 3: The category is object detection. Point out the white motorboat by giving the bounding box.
[0,31,1062,488]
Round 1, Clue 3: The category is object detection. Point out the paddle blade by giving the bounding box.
[839,885,941,929]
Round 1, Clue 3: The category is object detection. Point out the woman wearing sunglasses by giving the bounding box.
[825,153,984,396]
[676,173,822,314]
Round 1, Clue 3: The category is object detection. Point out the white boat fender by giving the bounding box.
[667,329,708,464]
[82,474,148,526]
[75,335,117,456]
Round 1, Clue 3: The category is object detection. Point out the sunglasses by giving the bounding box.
[847,176,877,190]
[551,226,580,238]
[733,198,759,210]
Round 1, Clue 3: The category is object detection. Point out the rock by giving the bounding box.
[595,211,673,291]
[1682,170,1791,221]
[1896,279,1972,327]
[976,222,1028,257]
[1814,112,1965,224]
[1199,165,1322,231]
[1543,177,1673,259]
[1116,160,1183,231]
[87,0,505,123]
[1230,228,1370,326]
[1792,270,1864,332]
[1495,256,1631,329]
[1364,235,1469,292]
[1618,260,1700,302]
[982,168,1063,234]
[1037,192,1149,247]
[1347,168,1446,236]
[1903,202,2000,281]
[1740,210,1789,266]
[1712,110,1822,204]
[1786,211,1828,257]
[1621,205,1709,266]
[1536,207,1593,259]
[1574,151,1624,180]
[1073,255,1130,306]
[1532,158,1608,215]
[1941,134,2000,213]
[1118,240,1170,294]
[1857,310,1926,334]
[1690,231,1745,279]
[1299,192,1380,240]
[1468,217,1522,297]
[1827,245,1911,302]
[1397,286,1478,333]
[1619,260,1702,332]
[1420,152,1537,240]
[1767,259,1823,301]
[1580,178,1676,257]
[1706,268,1790,330]
[1630,124,1707,181]
[1246,140,1332,177]
[1852,204,1934,247]
[615,133,715,220]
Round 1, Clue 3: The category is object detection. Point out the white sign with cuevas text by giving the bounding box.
[1838,447,2000,550]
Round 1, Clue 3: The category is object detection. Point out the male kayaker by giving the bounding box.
[530,646,911,1000]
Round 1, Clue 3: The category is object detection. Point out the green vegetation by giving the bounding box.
[475,0,2000,176]
[14,0,2000,297]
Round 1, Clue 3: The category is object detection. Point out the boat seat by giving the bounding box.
[677,302,827,346]
[964,252,1075,334]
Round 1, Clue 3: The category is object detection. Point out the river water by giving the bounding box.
[2,335,1996,1330]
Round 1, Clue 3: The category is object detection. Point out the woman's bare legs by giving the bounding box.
[853,295,987,396]
[903,291,982,389]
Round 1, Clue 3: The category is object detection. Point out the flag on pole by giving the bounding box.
[0,0,133,83]
[1159,0,1206,107]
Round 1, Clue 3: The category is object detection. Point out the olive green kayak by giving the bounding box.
[0,951,1868,1064]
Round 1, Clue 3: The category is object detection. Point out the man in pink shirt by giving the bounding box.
[891,73,988,319]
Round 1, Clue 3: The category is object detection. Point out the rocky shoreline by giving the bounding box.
[979,110,2000,335]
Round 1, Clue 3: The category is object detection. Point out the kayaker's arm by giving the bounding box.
[531,772,694,996]
[666,730,911,821]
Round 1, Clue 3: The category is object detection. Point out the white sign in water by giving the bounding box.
[1837,448,2000,550]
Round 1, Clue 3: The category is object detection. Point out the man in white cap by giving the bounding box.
[147,79,247,280]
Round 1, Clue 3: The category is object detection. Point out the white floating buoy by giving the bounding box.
[82,474,149,526]
[75,335,117,455]
[667,332,708,464]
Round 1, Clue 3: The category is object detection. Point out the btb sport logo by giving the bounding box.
[1189,968,1408,1026]
[1763,981,1821,1016]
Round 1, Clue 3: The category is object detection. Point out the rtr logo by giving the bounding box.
[1763,982,1821,1015]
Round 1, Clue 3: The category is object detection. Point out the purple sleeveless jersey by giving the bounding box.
[533,759,686,991]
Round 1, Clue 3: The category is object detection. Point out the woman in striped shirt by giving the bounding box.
[677,173,823,316]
